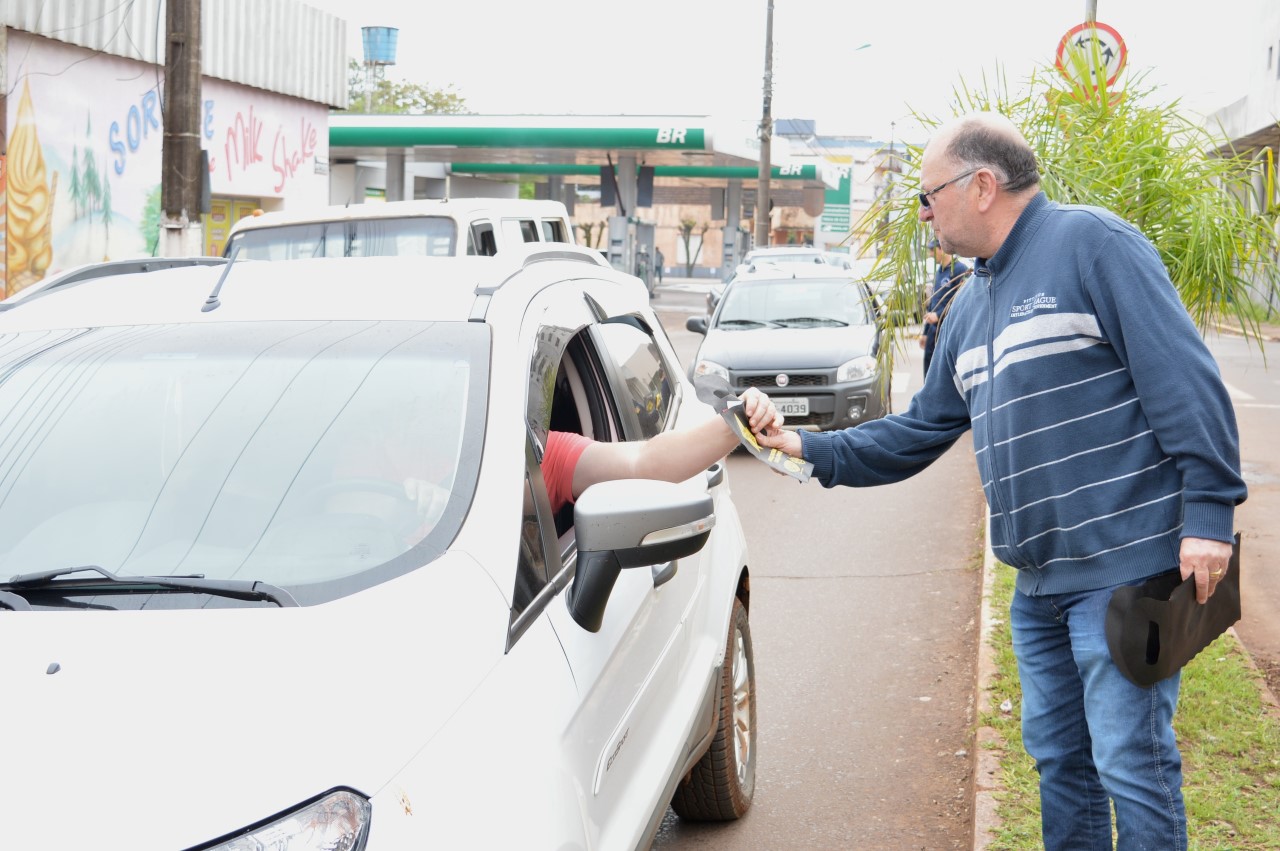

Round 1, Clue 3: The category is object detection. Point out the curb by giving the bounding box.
[972,524,1002,851]
[1227,624,1280,722]
[1212,321,1280,344]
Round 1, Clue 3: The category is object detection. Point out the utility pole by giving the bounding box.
[160,0,204,256]
[754,0,774,249]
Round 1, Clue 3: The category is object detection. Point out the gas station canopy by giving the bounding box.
[328,113,840,188]
[326,113,848,285]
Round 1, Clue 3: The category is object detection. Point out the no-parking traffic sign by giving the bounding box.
[1055,21,1128,97]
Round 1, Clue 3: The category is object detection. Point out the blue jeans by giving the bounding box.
[1010,580,1186,851]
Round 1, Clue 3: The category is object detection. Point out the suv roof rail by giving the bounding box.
[515,243,610,270]
[475,243,612,298]
[469,243,616,322]
[0,257,229,312]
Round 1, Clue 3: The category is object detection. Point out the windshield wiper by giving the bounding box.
[2,565,297,607]
[715,318,773,329]
[768,316,849,327]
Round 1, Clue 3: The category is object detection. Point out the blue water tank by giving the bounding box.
[361,27,399,66]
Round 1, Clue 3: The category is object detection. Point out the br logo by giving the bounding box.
[656,128,689,144]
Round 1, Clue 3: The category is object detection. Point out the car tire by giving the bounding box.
[671,596,756,821]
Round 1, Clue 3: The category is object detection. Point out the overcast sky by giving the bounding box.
[303,0,1260,144]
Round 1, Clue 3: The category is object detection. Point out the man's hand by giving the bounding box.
[738,387,783,438]
[737,387,802,459]
[1179,536,1233,604]
[754,421,803,457]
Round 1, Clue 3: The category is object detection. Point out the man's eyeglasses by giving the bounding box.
[918,168,981,208]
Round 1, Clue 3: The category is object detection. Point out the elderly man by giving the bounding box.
[757,112,1245,849]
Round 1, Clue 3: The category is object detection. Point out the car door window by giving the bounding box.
[514,454,551,615]
[502,218,540,246]
[507,433,564,649]
[541,219,568,243]
[515,300,596,630]
[592,320,675,440]
[470,222,497,256]
[521,304,677,548]
[519,220,541,243]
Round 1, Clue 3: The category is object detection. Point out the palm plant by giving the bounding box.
[860,62,1280,371]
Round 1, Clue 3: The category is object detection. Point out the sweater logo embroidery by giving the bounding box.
[1010,292,1059,319]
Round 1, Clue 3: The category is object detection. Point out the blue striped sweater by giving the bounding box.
[800,192,1246,595]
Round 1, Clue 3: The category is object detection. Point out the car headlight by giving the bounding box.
[836,356,878,382]
[693,359,729,383]
[206,789,371,851]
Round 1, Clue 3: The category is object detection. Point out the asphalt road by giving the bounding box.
[1204,329,1280,698]
[649,283,984,849]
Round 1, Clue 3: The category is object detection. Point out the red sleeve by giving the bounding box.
[543,431,594,514]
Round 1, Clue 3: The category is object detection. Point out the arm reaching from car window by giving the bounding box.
[570,387,781,501]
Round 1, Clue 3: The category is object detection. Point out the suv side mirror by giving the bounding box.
[567,480,715,632]
[686,315,708,335]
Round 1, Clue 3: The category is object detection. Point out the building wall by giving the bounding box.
[1210,1,1280,148]
[1241,2,1280,132]
[0,0,347,108]
[1210,1,1280,308]
[1,30,329,294]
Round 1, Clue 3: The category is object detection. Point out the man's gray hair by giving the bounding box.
[945,118,1041,193]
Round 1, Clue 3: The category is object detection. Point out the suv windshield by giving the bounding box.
[0,320,486,606]
[718,278,871,327]
[226,216,458,259]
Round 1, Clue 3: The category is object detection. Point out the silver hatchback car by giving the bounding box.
[687,268,891,430]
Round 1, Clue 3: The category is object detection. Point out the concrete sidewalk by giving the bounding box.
[1215,317,1280,343]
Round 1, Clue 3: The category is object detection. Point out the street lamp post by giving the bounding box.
[755,0,775,249]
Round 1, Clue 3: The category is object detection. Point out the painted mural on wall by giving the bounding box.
[7,79,56,293]
[3,32,329,297]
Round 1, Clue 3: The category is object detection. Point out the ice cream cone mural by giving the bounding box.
[7,79,57,295]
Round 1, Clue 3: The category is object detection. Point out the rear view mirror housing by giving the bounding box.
[567,480,715,632]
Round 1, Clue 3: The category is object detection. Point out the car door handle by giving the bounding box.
[651,560,678,588]
[705,461,725,489]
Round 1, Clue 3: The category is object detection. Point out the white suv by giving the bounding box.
[223,198,576,260]
[0,246,755,850]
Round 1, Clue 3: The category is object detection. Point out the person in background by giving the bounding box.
[755,111,1245,851]
[654,246,665,284]
[920,237,969,378]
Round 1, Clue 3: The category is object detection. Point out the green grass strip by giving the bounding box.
[980,563,1280,850]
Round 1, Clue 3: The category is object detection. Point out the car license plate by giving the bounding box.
[777,397,809,417]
